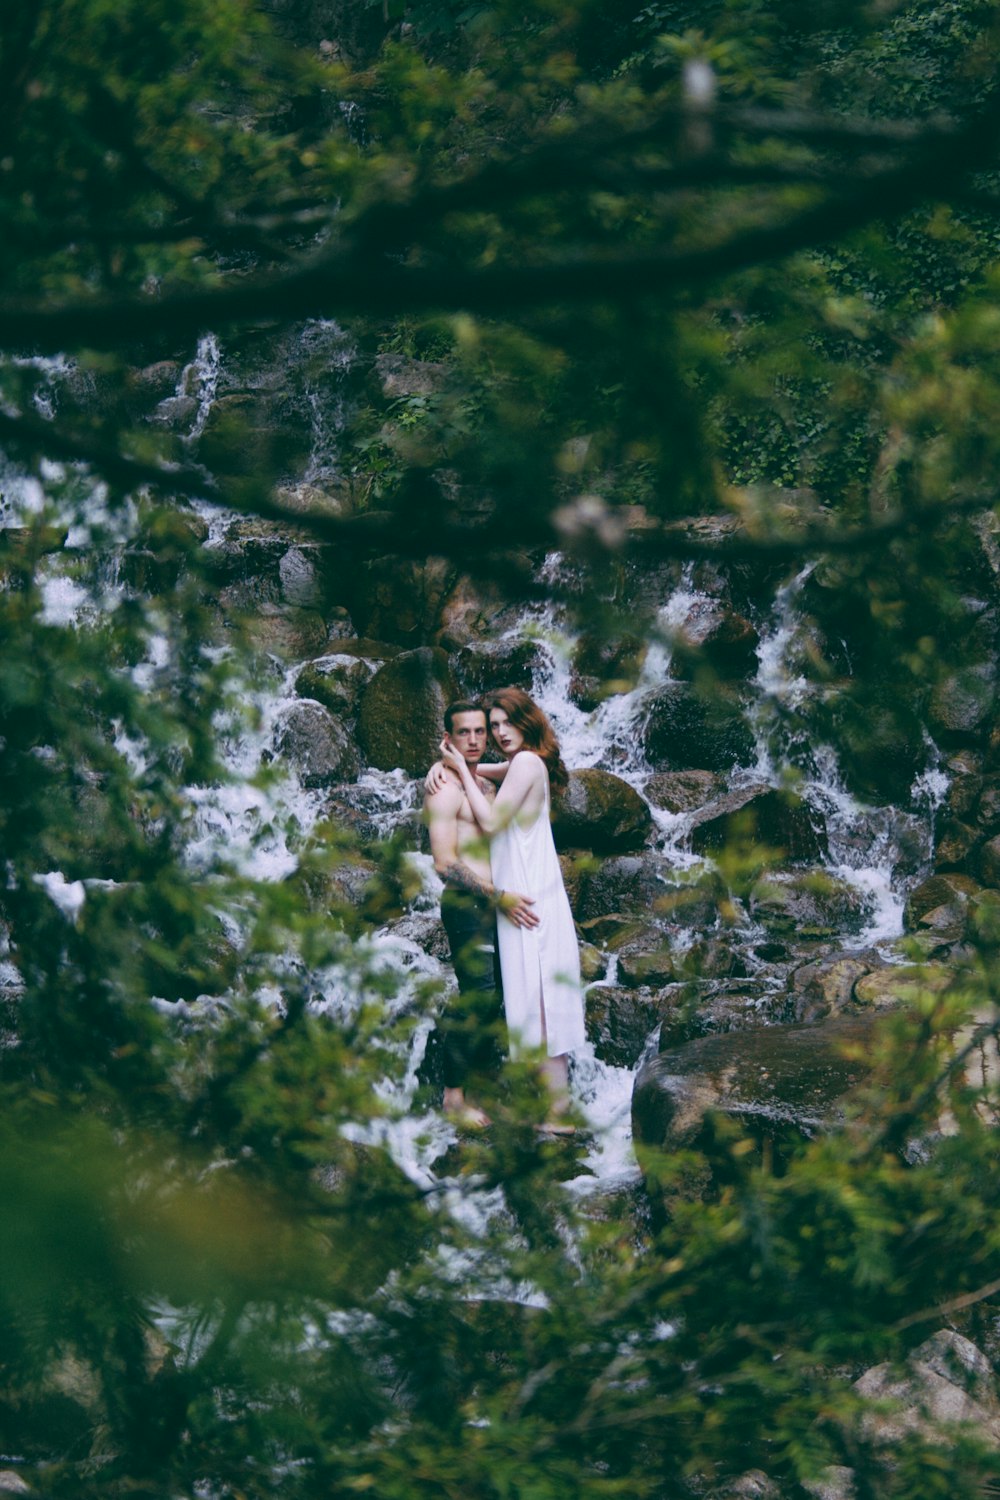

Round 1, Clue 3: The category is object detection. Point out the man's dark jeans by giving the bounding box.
[439,885,504,1089]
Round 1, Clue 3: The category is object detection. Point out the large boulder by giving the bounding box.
[644,769,722,814]
[295,653,377,718]
[344,552,459,647]
[552,769,653,853]
[904,872,981,929]
[790,951,879,1022]
[749,871,875,940]
[221,604,330,662]
[633,1014,879,1160]
[853,963,951,1008]
[585,984,670,1069]
[357,648,457,776]
[854,1330,1000,1448]
[928,663,998,736]
[670,597,760,680]
[453,636,544,696]
[689,783,826,863]
[641,683,755,773]
[573,853,667,921]
[273,701,360,787]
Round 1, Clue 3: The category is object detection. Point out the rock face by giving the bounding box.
[689,783,826,862]
[642,683,755,772]
[551,769,653,853]
[295,653,377,718]
[632,1014,879,1157]
[357,647,457,776]
[749,872,874,939]
[585,984,669,1069]
[274,701,360,786]
[854,1329,1000,1446]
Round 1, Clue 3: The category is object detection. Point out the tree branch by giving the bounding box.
[0,96,997,352]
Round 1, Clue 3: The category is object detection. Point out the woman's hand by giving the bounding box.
[424,759,450,794]
[439,738,467,775]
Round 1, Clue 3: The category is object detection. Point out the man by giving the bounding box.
[423,700,538,1126]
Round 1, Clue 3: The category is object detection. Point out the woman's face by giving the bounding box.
[489,707,525,757]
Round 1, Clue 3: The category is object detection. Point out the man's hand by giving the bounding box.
[498,890,539,928]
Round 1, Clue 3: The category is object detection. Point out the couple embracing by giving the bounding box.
[424,686,585,1130]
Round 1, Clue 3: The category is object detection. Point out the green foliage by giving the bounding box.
[8,0,1000,1496]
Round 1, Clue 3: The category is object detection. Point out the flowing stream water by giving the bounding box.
[5,334,949,1221]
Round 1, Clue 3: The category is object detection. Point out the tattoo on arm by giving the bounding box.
[442,861,493,900]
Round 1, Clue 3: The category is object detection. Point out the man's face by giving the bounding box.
[447,711,488,765]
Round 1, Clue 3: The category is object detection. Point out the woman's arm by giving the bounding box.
[440,743,541,835]
[476,762,509,782]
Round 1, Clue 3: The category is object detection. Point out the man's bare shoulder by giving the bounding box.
[423,774,463,814]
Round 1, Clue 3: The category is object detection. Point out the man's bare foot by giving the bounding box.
[443,1087,491,1129]
[537,1119,577,1137]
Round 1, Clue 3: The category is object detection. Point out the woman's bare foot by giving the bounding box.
[442,1087,491,1128]
[537,1119,577,1137]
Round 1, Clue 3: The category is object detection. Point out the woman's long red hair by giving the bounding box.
[484,686,569,794]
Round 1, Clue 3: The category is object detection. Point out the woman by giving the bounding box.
[438,687,585,1125]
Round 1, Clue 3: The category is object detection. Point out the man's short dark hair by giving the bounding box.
[444,700,487,734]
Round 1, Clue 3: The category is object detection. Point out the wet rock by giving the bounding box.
[329,637,403,662]
[944,752,984,819]
[934,818,979,868]
[453,636,544,696]
[813,691,926,804]
[979,833,1000,888]
[677,937,749,981]
[671,597,760,680]
[854,1330,1000,1447]
[707,1472,780,1500]
[791,952,878,1022]
[853,963,951,1008]
[357,648,456,777]
[577,914,648,947]
[653,874,734,930]
[633,1013,880,1159]
[274,481,354,518]
[232,605,330,662]
[618,946,678,987]
[375,353,448,398]
[569,632,646,707]
[198,392,312,479]
[659,977,793,1047]
[689,783,826,863]
[976,777,1000,834]
[585,984,667,1068]
[928,662,998,736]
[552,770,653,854]
[324,780,420,845]
[573,853,666,921]
[288,853,380,913]
[273,701,361,787]
[749,871,874,939]
[346,552,458,647]
[800,1468,854,1500]
[438,576,521,652]
[643,769,722,813]
[579,943,606,982]
[642,682,755,773]
[295,653,377,718]
[905,872,982,927]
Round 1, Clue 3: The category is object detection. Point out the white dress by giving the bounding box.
[490,756,585,1058]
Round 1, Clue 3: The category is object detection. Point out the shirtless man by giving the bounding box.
[424,700,538,1125]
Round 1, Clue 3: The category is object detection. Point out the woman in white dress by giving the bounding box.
[439,687,585,1123]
